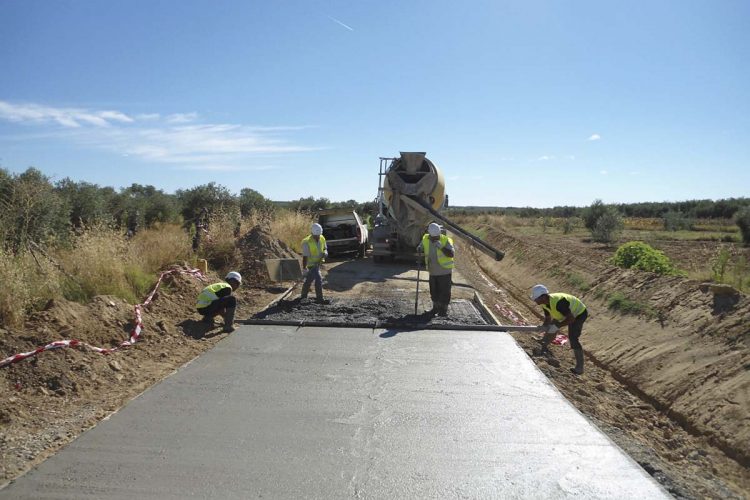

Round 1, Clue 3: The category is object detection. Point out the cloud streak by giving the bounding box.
[587,133,601,141]
[0,100,317,171]
[328,15,354,31]
[0,101,134,128]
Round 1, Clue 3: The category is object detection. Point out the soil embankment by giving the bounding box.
[456,222,749,497]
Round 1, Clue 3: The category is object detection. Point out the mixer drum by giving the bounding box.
[382,152,446,248]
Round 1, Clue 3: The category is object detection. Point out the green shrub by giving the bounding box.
[663,210,694,231]
[591,209,624,244]
[583,199,607,230]
[611,241,680,275]
[735,206,750,245]
[711,247,731,283]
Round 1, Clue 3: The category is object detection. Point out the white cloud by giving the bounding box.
[587,133,601,141]
[165,112,198,124]
[537,155,555,161]
[0,100,134,128]
[0,100,317,170]
[565,155,576,160]
[600,170,608,175]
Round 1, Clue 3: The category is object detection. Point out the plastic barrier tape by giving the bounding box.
[1,268,205,368]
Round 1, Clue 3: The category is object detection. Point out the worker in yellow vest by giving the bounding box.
[419,222,455,317]
[301,223,328,303]
[196,271,242,333]
[530,284,588,375]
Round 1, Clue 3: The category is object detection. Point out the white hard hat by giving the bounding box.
[427,222,441,237]
[311,223,323,236]
[530,284,549,301]
[225,271,242,284]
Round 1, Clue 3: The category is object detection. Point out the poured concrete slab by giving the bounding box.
[0,325,667,499]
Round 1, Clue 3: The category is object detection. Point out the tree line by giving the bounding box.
[3,165,748,253]
[445,197,750,220]
[0,167,384,254]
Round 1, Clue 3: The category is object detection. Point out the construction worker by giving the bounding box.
[196,271,242,333]
[301,223,328,303]
[420,222,455,317]
[530,284,588,375]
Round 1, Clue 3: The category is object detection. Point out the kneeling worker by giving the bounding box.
[196,271,242,333]
[530,284,588,375]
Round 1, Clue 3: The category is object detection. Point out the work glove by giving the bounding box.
[302,268,309,278]
[545,324,560,335]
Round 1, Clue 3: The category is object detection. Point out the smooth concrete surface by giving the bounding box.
[1,325,668,499]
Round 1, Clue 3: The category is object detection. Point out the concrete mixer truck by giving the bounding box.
[372,152,504,262]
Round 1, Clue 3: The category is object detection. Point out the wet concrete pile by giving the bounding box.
[253,297,488,327]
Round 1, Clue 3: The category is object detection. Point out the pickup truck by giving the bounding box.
[317,209,369,258]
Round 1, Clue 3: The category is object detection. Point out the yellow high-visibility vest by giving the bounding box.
[196,282,231,309]
[543,293,587,321]
[421,234,454,270]
[302,235,327,268]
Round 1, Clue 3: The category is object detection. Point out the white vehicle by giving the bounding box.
[317,209,369,258]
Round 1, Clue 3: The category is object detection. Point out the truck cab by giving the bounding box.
[317,209,369,258]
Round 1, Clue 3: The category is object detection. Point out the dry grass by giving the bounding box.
[56,228,146,303]
[197,212,242,274]
[270,210,313,252]
[130,223,193,274]
[0,249,61,327]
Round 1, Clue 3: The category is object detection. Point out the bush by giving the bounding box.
[611,241,680,275]
[663,210,694,231]
[735,206,750,245]
[583,199,607,230]
[591,209,624,244]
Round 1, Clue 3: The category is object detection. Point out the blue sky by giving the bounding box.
[1,0,748,207]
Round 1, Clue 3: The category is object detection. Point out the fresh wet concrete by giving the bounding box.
[1,324,668,499]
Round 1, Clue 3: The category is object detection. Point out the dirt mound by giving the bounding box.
[0,264,280,482]
[469,224,749,469]
[237,225,299,288]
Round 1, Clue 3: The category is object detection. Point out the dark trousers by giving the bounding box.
[301,265,323,299]
[428,273,452,313]
[197,295,237,318]
[569,309,588,350]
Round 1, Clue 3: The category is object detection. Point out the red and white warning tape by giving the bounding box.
[1,267,205,368]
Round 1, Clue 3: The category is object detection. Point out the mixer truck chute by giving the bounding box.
[372,152,505,262]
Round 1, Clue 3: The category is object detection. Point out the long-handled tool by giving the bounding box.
[414,261,421,315]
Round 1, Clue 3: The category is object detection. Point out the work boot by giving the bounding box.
[222,306,236,333]
[571,347,584,375]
